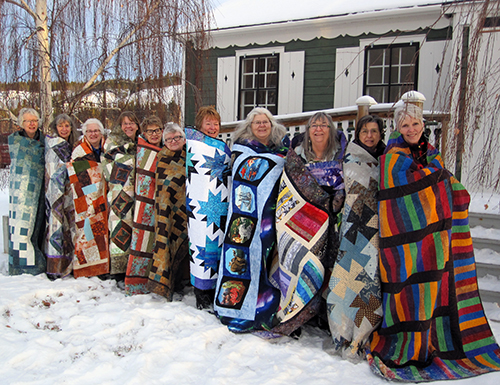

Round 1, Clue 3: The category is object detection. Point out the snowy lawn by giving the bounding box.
[1,192,500,384]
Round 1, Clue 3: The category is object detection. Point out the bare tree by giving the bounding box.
[0,0,212,129]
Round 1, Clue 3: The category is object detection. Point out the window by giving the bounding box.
[363,44,419,103]
[238,54,279,119]
[482,16,500,32]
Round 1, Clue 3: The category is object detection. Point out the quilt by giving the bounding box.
[366,132,500,382]
[268,148,335,336]
[214,139,287,332]
[68,137,109,277]
[8,131,46,275]
[103,132,136,275]
[326,141,382,361]
[125,136,161,295]
[147,146,189,300]
[185,128,231,291]
[44,135,75,278]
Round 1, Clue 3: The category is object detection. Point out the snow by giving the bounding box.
[1,188,500,384]
[212,0,448,29]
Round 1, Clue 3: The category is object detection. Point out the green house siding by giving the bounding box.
[184,27,451,124]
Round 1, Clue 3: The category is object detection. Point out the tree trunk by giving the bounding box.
[36,0,52,131]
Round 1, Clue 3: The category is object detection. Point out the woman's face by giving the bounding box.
[399,115,423,145]
[85,124,103,148]
[309,118,330,148]
[251,114,272,145]
[121,116,138,139]
[164,131,185,152]
[359,122,381,149]
[22,113,39,139]
[57,120,72,141]
[144,124,162,146]
[200,116,220,138]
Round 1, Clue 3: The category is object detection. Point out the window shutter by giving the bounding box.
[334,47,361,108]
[217,56,237,122]
[278,51,305,115]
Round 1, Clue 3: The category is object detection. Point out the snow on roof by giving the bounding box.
[212,0,450,29]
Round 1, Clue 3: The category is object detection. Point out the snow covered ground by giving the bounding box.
[1,188,500,385]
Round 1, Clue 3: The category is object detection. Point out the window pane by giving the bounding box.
[268,91,277,105]
[368,67,382,84]
[390,66,400,84]
[243,74,254,88]
[267,57,278,71]
[258,90,266,105]
[366,86,386,103]
[401,47,416,64]
[267,73,277,87]
[391,48,400,65]
[258,73,265,88]
[244,91,255,104]
[400,66,413,82]
[258,58,266,72]
[244,106,252,117]
[244,59,254,73]
[389,85,402,102]
[369,49,385,66]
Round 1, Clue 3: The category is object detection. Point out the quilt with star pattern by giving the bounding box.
[326,140,382,362]
[185,128,231,291]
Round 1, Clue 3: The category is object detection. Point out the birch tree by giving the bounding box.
[0,0,211,129]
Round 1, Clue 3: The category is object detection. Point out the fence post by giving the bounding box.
[355,95,378,125]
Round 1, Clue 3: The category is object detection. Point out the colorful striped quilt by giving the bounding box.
[367,132,500,381]
[214,139,287,332]
[147,146,189,300]
[8,131,46,275]
[326,141,382,361]
[125,136,161,295]
[103,132,136,275]
[44,135,75,278]
[185,128,231,291]
[68,138,109,277]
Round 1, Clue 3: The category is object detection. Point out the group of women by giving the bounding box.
[8,95,500,382]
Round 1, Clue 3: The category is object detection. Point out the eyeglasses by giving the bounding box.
[86,129,101,134]
[145,128,162,135]
[165,135,183,143]
[252,120,270,126]
[24,120,38,124]
[310,124,329,130]
[122,122,137,127]
[359,128,380,136]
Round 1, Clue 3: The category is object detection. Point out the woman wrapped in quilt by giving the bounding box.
[124,116,164,294]
[148,123,191,300]
[214,107,289,333]
[267,112,346,337]
[187,106,231,309]
[68,119,109,278]
[44,114,78,278]
[8,108,46,275]
[326,115,385,361]
[102,112,139,282]
[366,102,500,381]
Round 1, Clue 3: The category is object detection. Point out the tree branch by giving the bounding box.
[3,0,37,20]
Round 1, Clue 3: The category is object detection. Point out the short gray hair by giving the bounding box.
[81,118,105,135]
[233,107,287,148]
[17,108,40,127]
[394,103,424,131]
[163,122,185,142]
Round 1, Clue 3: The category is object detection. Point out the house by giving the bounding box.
[183,0,500,194]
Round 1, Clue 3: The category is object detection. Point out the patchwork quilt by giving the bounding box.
[326,141,382,361]
[68,138,109,277]
[8,131,46,275]
[125,136,161,295]
[147,146,189,300]
[214,139,287,332]
[268,148,335,336]
[103,133,136,274]
[366,132,500,381]
[185,128,231,291]
[44,135,75,278]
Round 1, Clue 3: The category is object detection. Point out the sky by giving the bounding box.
[211,0,448,28]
